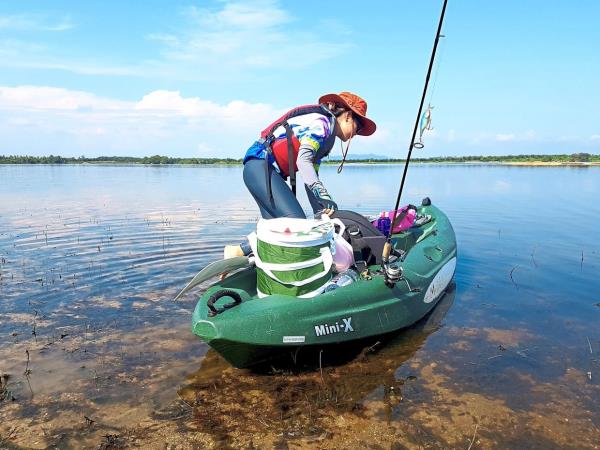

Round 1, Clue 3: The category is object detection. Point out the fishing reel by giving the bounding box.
[383,262,403,288]
[382,242,404,288]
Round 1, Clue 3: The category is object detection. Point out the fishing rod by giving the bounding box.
[382,0,448,284]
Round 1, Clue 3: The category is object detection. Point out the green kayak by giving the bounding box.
[190,201,457,368]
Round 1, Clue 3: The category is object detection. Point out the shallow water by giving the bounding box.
[1,164,599,448]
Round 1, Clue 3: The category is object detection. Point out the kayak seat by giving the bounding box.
[331,210,387,269]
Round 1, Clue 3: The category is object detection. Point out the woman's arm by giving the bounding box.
[297,145,337,213]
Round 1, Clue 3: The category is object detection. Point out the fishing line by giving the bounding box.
[427,32,446,104]
[415,31,446,149]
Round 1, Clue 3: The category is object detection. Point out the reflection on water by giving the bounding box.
[1,164,599,448]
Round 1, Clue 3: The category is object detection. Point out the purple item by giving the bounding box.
[374,214,391,235]
[372,205,417,234]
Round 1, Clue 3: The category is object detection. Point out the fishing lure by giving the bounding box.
[415,103,434,149]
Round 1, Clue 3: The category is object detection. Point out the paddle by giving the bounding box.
[174,256,253,301]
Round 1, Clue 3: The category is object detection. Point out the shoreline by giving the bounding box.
[2,161,600,167]
[491,161,600,166]
[326,160,600,167]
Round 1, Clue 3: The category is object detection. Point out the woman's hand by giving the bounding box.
[315,207,336,218]
[309,181,338,217]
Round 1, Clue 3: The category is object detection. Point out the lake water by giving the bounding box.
[1,163,599,448]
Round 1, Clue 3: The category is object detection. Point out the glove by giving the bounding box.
[319,199,338,211]
[309,181,338,215]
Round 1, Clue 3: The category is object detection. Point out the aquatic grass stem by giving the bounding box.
[319,350,324,383]
[467,423,479,450]
[509,266,519,289]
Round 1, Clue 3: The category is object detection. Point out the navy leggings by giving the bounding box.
[243,158,306,219]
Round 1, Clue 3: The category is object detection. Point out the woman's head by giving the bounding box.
[330,109,362,142]
[319,91,376,142]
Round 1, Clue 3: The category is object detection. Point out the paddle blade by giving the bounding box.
[174,256,251,301]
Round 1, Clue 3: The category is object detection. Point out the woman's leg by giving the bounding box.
[243,159,306,219]
[223,159,306,262]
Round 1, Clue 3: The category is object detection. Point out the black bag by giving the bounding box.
[331,210,387,270]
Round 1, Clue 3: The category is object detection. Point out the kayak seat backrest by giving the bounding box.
[331,210,386,267]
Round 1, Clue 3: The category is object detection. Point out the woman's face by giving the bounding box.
[337,111,362,142]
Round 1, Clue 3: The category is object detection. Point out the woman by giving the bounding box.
[226,91,376,258]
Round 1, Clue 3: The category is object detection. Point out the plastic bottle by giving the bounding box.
[323,268,360,292]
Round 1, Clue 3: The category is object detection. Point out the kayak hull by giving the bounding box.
[191,203,457,368]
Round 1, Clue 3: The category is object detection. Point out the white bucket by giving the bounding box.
[249,216,346,298]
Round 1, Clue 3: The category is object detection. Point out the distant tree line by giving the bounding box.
[1,153,598,165]
[326,153,600,164]
[0,154,241,164]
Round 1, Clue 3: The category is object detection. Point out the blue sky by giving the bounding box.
[1,0,599,158]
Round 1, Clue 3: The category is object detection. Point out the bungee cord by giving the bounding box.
[337,139,351,173]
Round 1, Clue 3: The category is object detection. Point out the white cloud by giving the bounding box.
[557,135,578,142]
[146,33,179,46]
[134,90,279,132]
[189,1,291,29]
[0,85,280,157]
[0,85,129,111]
[151,0,349,72]
[21,61,141,77]
[134,90,270,119]
[0,2,348,80]
[0,38,145,76]
[590,134,600,141]
[0,13,73,32]
[135,90,219,116]
[0,84,401,158]
[460,130,537,145]
[495,133,515,142]
[197,142,218,156]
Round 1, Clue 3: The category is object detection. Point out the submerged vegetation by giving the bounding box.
[1,152,599,165]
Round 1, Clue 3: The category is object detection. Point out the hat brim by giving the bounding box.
[319,93,377,136]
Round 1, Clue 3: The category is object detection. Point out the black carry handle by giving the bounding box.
[207,289,243,317]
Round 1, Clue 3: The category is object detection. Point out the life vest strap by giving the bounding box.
[264,142,274,202]
[283,122,296,196]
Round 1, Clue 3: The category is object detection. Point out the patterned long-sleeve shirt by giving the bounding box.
[243,112,335,187]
